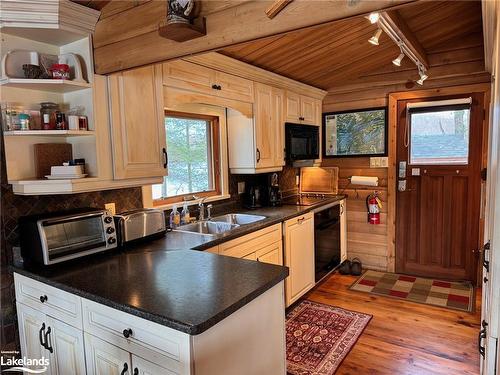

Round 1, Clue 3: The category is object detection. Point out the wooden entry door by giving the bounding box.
[395,93,484,282]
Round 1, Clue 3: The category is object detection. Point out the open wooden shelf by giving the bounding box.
[0,78,91,93]
[4,130,95,137]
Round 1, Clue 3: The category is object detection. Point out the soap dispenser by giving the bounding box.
[180,202,190,225]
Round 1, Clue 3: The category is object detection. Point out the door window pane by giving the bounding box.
[409,108,470,165]
[152,115,214,200]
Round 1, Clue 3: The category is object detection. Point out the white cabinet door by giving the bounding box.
[131,354,177,375]
[17,302,51,374]
[46,316,86,375]
[340,199,347,262]
[85,333,131,375]
[108,64,167,180]
[284,213,315,307]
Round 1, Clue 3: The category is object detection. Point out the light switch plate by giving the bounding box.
[237,182,246,194]
[370,157,389,168]
[105,203,116,215]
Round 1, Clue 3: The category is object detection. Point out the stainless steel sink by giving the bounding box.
[176,221,240,235]
[210,213,267,225]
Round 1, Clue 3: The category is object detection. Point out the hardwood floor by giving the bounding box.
[303,273,482,375]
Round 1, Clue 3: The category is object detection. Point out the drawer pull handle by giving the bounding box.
[297,217,305,224]
[134,368,139,375]
[39,323,46,348]
[123,328,133,338]
[44,326,53,353]
[120,363,128,375]
[39,295,48,303]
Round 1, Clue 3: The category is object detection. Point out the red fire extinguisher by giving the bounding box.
[366,192,382,225]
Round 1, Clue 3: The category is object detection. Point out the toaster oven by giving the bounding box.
[19,208,117,265]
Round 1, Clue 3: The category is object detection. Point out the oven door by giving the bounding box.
[285,123,319,161]
[39,212,107,264]
[314,203,341,282]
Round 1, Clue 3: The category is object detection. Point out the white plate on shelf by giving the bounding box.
[45,174,88,180]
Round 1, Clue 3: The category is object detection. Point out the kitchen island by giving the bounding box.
[13,250,288,375]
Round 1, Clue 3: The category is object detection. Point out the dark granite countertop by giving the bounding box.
[12,196,343,335]
[172,195,346,251]
[13,249,288,335]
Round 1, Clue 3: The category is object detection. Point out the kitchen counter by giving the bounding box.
[13,249,288,335]
[168,194,346,251]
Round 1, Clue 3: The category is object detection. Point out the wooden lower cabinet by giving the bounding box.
[16,302,86,375]
[284,212,315,307]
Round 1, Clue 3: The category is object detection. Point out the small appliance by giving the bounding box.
[19,208,117,266]
[114,209,166,246]
[267,173,282,207]
[285,123,320,161]
[244,184,264,209]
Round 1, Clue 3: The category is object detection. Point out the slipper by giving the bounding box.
[338,260,351,275]
[350,257,363,276]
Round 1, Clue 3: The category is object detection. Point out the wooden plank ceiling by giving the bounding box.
[71,1,110,10]
[220,0,484,91]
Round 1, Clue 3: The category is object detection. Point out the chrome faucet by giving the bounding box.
[207,204,213,221]
[198,197,207,221]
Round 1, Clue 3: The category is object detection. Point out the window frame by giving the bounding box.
[152,110,222,206]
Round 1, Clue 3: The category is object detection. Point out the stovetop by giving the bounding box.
[281,194,334,206]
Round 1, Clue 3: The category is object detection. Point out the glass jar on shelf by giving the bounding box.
[40,102,59,130]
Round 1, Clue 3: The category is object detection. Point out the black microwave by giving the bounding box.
[285,123,319,161]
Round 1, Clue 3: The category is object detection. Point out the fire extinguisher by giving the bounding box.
[366,192,382,225]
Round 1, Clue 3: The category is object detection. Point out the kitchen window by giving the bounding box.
[152,111,221,205]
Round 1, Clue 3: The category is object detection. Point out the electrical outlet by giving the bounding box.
[237,182,246,194]
[380,157,388,167]
[105,203,116,215]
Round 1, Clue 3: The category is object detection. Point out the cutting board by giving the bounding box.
[300,167,339,194]
[34,143,73,179]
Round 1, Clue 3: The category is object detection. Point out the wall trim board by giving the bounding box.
[387,82,491,272]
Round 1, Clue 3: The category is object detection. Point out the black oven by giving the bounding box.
[285,123,319,161]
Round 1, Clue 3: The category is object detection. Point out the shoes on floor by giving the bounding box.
[339,260,351,275]
[350,258,362,276]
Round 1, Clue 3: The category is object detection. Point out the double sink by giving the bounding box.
[174,213,266,237]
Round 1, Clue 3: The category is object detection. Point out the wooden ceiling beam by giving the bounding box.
[382,9,429,69]
[266,0,293,19]
[93,0,417,75]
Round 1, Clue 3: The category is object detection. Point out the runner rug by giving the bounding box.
[286,300,371,375]
[350,270,474,312]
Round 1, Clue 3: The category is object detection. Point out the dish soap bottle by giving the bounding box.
[180,202,190,225]
[170,204,181,229]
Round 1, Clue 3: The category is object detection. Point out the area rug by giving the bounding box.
[286,300,371,375]
[350,270,474,312]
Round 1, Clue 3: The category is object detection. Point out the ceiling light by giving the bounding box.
[416,67,428,85]
[368,12,380,24]
[368,29,382,46]
[392,52,405,66]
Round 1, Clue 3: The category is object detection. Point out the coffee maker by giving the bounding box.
[267,173,282,207]
[244,184,264,209]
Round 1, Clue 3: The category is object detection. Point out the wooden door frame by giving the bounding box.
[387,83,491,274]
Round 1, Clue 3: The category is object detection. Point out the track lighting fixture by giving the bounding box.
[368,29,382,46]
[392,51,405,66]
[368,12,380,24]
[416,66,428,85]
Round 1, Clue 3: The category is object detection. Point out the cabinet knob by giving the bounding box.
[40,295,48,303]
[211,84,218,90]
[123,328,133,338]
[134,368,139,375]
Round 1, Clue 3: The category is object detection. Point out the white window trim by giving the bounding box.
[142,104,230,210]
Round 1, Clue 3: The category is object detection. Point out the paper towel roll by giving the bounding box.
[350,176,379,186]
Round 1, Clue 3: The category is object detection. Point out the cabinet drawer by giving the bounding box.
[219,224,282,258]
[82,299,191,373]
[14,273,83,329]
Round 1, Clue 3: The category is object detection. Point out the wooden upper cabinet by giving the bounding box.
[215,71,254,102]
[162,60,254,103]
[285,91,321,126]
[272,87,285,167]
[254,83,276,168]
[162,60,214,94]
[108,64,167,180]
[285,91,301,122]
[300,96,316,124]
